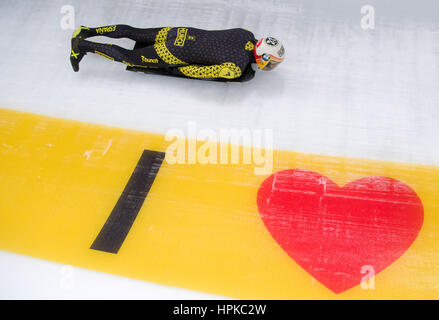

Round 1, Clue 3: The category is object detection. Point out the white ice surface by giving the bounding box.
[0,0,438,299]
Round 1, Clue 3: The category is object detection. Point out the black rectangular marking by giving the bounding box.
[90,149,165,254]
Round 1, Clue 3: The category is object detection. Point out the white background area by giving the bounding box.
[0,0,438,299]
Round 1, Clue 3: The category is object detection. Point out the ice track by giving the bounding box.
[0,0,438,298]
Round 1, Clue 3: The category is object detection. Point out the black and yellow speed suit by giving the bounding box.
[71,25,258,82]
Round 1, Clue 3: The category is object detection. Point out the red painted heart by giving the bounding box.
[257,169,424,294]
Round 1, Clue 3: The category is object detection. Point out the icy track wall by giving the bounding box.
[0,0,439,299]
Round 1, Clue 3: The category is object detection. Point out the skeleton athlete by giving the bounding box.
[70,24,285,82]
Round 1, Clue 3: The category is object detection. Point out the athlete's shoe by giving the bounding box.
[70,26,92,72]
[72,25,92,39]
[70,37,85,72]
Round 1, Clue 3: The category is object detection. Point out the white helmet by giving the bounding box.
[254,37,285,71]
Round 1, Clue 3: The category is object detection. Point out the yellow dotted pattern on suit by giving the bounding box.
[245,41,254,51]
[155,27,171,43]
[178,62,242,79]
[154,27,187,65]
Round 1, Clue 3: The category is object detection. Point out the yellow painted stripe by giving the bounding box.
[0,108,438,299]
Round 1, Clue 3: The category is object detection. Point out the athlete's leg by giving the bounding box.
[70,38,165,72]
[73,24,162,44]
